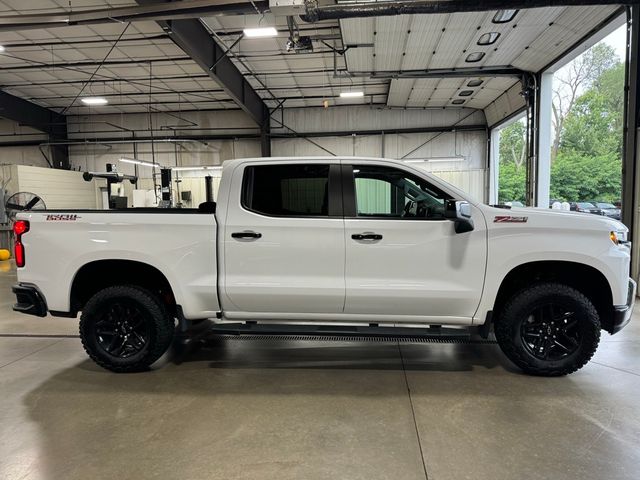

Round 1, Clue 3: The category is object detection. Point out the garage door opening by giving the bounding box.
[548,27,625,217]
[492,115,528,207]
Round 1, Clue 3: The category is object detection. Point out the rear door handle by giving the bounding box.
[232,231,262,239]
[352,233,383,241]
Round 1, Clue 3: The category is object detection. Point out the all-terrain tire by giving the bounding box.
[79,285,174,373]
[495,282,600,376]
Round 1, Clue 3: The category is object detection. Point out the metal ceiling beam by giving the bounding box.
[0,0,268,32]
[360,67,527,79]
[0,90,68,168]
[301,0,640,22]
[136,1,269,131]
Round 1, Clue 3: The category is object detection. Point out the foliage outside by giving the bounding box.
[498,43,623,204]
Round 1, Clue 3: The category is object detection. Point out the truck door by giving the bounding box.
[342,162,487,321]
[221,161,345,314]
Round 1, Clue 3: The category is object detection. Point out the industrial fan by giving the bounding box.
[4,192,46,222]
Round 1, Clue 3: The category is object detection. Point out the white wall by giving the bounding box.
[15,165,99,209]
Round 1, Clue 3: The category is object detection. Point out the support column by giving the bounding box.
[261,117,271,157]
[523,74,538,207]
[623,6,640,280]
[536,72,553,208]
[489,127,501,205]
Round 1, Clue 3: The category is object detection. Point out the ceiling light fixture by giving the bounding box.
[465,52,485,63]
[0,45,6,53]
[452,99,466,105]
[81,97,108,106]
[339,91,364,98]
[477,32,501,45]
[492,9,518,23]
[467,79,484,87]
[243,27,278,38]
[120,157,160,168]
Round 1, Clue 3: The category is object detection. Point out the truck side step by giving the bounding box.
[208,322,496,344]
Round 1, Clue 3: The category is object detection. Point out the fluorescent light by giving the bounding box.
[243,27,278,38]
[120,157,160,169]
[172,166,222,171]
[465,52,485,63]
[81,97,108,106]
[0,46,5,53]
[340,91,364,98]
[492,9,518,24]
[404,159,426,163]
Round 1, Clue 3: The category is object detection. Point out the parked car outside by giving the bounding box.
[569,202,606,216]
[591,202,621,220]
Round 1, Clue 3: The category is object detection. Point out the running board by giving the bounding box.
[208,322,496,344]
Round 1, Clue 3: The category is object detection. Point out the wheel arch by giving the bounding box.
[492,260,615,333]
[69,259,178,316]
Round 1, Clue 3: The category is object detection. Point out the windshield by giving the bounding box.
[595,202,616,209]
[577,202,595,209]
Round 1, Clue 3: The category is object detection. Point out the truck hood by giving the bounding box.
[482,205,627,232]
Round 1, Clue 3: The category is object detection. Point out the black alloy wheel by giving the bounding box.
[80,285,175,373]
[520,303,581,361]
[95,301,152,359]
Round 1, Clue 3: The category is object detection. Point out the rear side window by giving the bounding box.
[242,164,330,217]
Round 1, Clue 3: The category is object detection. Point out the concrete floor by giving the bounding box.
[1,260,639,480]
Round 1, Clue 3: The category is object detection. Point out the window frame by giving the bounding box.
[240,163,343,219]
[341,164,452,221]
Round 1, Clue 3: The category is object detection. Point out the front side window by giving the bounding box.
[242,164,330,216]
[353,165,450,219]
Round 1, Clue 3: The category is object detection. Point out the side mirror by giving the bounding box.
[444,200,474,233]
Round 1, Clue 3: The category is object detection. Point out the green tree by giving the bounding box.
[498,120,527,169]
[560,62,625,157]
[551,43,619,160]
[498,162,526,204]
[550,152,621,202]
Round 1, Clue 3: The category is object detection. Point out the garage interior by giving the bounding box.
[1,1,640,479]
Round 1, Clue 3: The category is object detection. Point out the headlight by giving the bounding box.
[610,230,628,245]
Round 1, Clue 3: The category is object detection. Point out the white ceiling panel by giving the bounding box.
[0,1,624,119]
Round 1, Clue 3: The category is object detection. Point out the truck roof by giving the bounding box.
[222,156,407,168]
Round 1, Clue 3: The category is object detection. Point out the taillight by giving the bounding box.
[13,220,29,268]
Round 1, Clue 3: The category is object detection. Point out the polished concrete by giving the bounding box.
[1,259,639,480]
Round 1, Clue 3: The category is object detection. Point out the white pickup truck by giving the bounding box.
[11,157,636,376]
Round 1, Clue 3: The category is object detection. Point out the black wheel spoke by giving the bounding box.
[520,302,581,361]
[95,300,150,359]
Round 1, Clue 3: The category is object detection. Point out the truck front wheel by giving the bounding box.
[495,283,600,376]
[79,285,175,373]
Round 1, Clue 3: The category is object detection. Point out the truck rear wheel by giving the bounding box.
[495,283,600,376]
[79,285,175,373]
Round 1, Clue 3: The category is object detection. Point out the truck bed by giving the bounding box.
[16,209,219,319]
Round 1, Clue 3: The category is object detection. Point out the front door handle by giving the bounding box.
[232,231,262,239]
[352,233,383,241]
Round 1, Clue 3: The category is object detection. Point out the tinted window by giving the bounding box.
[242,164,330,216]
[353,165,450,219]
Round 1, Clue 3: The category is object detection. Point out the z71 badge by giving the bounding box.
[46,214,81,221]
[494,215,528,223]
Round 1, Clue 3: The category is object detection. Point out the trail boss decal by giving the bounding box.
[46,214,81,221]
[494,215,528,223]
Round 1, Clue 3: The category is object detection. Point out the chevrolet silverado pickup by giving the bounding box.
[11,157,636,375]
